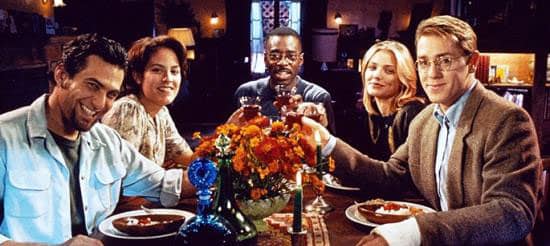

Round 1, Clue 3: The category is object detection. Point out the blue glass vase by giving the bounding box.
[174,159,237,245]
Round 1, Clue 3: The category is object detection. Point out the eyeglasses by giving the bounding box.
[266,52,301,63]
[415,55,470,72]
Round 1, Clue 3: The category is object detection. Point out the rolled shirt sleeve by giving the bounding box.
[160,168,183,207]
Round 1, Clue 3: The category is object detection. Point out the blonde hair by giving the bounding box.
[360,40,424,115]
[415,15,477,55]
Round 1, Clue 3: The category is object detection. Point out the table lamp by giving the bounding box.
[311,28,338,71]
[168,27,196,60]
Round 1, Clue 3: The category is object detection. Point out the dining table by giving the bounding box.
[94,184,377,246]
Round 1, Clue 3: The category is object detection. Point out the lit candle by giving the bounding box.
[314,131,322,166]
[292,170,303,232]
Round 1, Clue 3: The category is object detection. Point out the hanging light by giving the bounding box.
[210,12,219,25]
[334,12,342,25]
[53,0,66,7]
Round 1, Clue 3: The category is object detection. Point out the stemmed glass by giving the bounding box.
[239,96,261,121]
[275,85,298,118]
[303,164,333,214]
[303,103,333,214]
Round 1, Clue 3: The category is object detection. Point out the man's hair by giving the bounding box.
[264,26,301,45]
[360,40,424,116]
[49,33,127,90]
[415,15,477,55]
[124,35,187,95]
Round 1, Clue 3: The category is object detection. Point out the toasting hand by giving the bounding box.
[297,102,328,127]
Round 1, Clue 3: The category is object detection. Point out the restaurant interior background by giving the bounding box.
[1,0,549,157]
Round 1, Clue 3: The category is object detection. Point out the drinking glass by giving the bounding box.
[239,96,261,120]
[298,102,326,127]
[275,85,297,111]
[303,165,333,214]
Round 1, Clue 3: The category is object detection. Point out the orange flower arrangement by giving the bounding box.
[193,116,331,201]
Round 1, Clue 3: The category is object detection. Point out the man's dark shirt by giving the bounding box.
[234,76,336,133]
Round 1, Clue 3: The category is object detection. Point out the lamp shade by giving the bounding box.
[311,28,338,63]
[168,28,195,59]
[167,28,195,47]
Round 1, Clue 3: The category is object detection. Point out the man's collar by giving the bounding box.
[26,94,101,149]
[433,79,478,127]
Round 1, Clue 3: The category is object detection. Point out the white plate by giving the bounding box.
[323,174,360,191]
[345,201,435,227]
[98,208,195,240]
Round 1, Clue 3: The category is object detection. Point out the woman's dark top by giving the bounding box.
[344,100,425,161]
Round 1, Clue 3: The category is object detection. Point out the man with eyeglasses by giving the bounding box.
[234,26,336,133]
[301,15,541,245]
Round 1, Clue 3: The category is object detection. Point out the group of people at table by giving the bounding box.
[0,14,543,245]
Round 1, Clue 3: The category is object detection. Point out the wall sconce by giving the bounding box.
[167,28,196,60]
[210,12,219,25]
[42,0,48,5]
[334,12,342,25]
[53,0,66,7]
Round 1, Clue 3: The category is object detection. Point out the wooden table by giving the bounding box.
[303,186,372,245]
[95,185,373,245]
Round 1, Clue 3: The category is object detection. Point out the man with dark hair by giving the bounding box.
[0,33,194,245]
[234,26,336,133]
[302,15,541,245]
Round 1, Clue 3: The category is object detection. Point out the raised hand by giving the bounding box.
[297,102,328,127]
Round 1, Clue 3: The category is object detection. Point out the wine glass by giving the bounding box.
[275,85,297,113]
[239,96,261,121]
[297,102,327,127]
[303,164,333,214]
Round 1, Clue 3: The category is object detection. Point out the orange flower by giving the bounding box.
[268,160,280,173]
[248,116,270,128]
[193,116,321,200]
[242,124,262,138]
[271,121,285,133]
[250,188,263,200]
[232,148,247,173]
[257,166,270,180]
[192,131,202,140]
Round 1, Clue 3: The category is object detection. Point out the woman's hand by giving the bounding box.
[300,116,331,148]
[297,102,328,127]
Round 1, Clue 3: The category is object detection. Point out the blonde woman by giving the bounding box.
[349,40,425,161]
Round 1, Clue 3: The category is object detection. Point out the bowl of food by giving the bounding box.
[112,214,185,236]
[357,199,426,225]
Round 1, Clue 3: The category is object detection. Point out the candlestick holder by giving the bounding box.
[287,226,307,235]
[287,227,307,246]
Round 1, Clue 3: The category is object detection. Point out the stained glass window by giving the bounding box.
[250,0,301,74]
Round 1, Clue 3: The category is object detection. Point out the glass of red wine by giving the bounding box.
[275,85,297,110]
[239,96,261,121]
